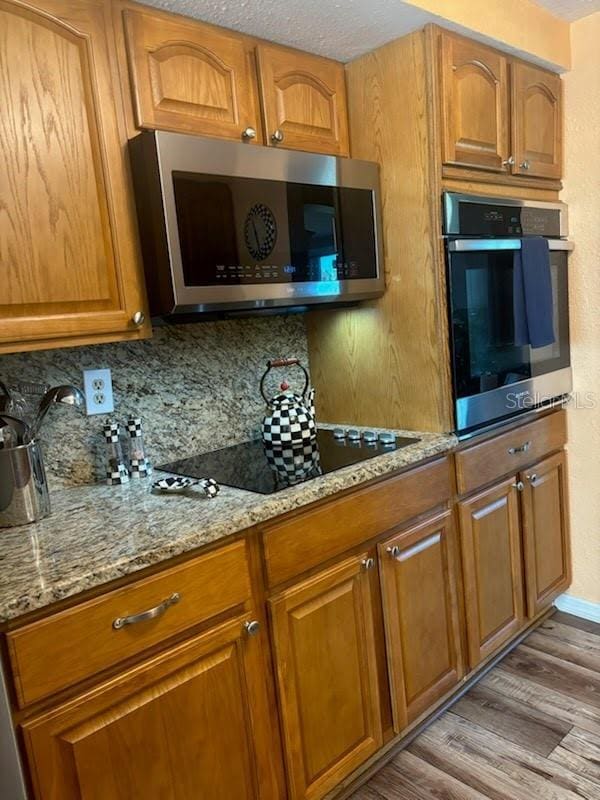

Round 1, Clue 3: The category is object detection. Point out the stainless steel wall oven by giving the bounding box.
[443,192,573,434]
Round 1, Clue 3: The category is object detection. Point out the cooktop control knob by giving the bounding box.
[347,429,361,441]
[332,428,346,439]
[378,431,396,446]
[363,430,377,444]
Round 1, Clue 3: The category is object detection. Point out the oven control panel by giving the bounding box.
[443,194,565,238]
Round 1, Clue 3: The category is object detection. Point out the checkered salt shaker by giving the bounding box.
[103,421,129,485]
[127,417,151,478]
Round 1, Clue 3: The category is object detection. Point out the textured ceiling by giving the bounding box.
[135,0,442,62]
[532,0,600,21]
[136,0,568,67]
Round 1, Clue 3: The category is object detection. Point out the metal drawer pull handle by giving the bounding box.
[387,545,401,559]
[508,441,531,455]
[113,592,180,630]
[512,481,525,492]
[361,557,375,571]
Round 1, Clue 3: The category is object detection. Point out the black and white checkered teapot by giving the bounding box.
[260,358,316,450]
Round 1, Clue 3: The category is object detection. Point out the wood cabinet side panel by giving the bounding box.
[306,31,453,432]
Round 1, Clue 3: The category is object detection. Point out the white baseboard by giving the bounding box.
[554,594,600,624]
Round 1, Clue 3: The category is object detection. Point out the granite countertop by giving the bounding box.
[0,429,456,623]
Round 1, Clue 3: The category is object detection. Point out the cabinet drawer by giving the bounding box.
[455,411,567,496]
[263,458,451,587]
[8,541,251,707]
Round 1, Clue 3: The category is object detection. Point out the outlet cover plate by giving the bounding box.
[83,369,114,415]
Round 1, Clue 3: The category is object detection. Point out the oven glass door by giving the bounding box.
[447,243,570,403]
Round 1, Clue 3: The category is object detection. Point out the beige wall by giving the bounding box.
[562,11,600,605]
[405,0,571,69]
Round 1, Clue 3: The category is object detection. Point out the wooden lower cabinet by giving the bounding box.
[378,511,464,731]
[269,554,383,800]
[520,451,571,616]
[22,616,280,800]
[459,478,526,669]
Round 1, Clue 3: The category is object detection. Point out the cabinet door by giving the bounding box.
[0,0,149,353]
[269,554,382,800]
[378,512,464,732]
[439,32,510,172]
[459,478,526,668]
[511,62,562,179]
[256,44,349,156]
[520,451,571,616]
[22,617,279,800]
[123,7,262,142]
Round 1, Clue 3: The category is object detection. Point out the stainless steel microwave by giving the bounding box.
[128,131,384,315]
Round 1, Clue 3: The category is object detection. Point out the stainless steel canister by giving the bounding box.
[0,440,50,528]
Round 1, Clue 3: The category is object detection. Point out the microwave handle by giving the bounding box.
[448,239,574,252]
[331,217,338,254]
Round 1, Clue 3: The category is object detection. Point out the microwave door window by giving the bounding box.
[172,172,379,287]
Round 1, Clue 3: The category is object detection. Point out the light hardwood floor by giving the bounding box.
[351,611,600,800]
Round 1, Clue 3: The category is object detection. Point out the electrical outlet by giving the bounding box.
[83,369,114,415]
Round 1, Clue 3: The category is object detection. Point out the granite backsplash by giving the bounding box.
[0,316,309,490]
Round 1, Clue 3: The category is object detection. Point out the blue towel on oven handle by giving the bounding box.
[513,237,556,349]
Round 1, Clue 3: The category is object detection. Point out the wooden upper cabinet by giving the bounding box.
[22,617,278,800]
[459,478,526,669]
[269,554,382,800]
[378,512,464,732]
[256,44,349,156]
[511,61,562,179]
[520,451,571,617]
[439,31,510,171]
[0,0,149,353]
[123,7,262,142]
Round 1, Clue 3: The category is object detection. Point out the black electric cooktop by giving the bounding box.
[158,429,420,495]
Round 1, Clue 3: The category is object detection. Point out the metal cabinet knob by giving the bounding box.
[271,129,284,144]
[361,557,375,571]
[132,310,145,327]
[512,481,525,492]
[502,156,515,167]
[242,127,257,140]
[520,160,530,170]
[387,545,401,559]
[527,473,538,483]
[244,620,261,637]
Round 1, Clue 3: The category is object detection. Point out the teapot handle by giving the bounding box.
[260,359,309,403]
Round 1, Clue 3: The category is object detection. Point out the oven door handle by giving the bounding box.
[447,239,574,252]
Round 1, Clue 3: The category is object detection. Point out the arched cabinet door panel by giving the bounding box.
[123,7,262,142]
[256,44,349,156]
[0,0,149,353]
[511,61,562,179]
[439,31,510,171]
